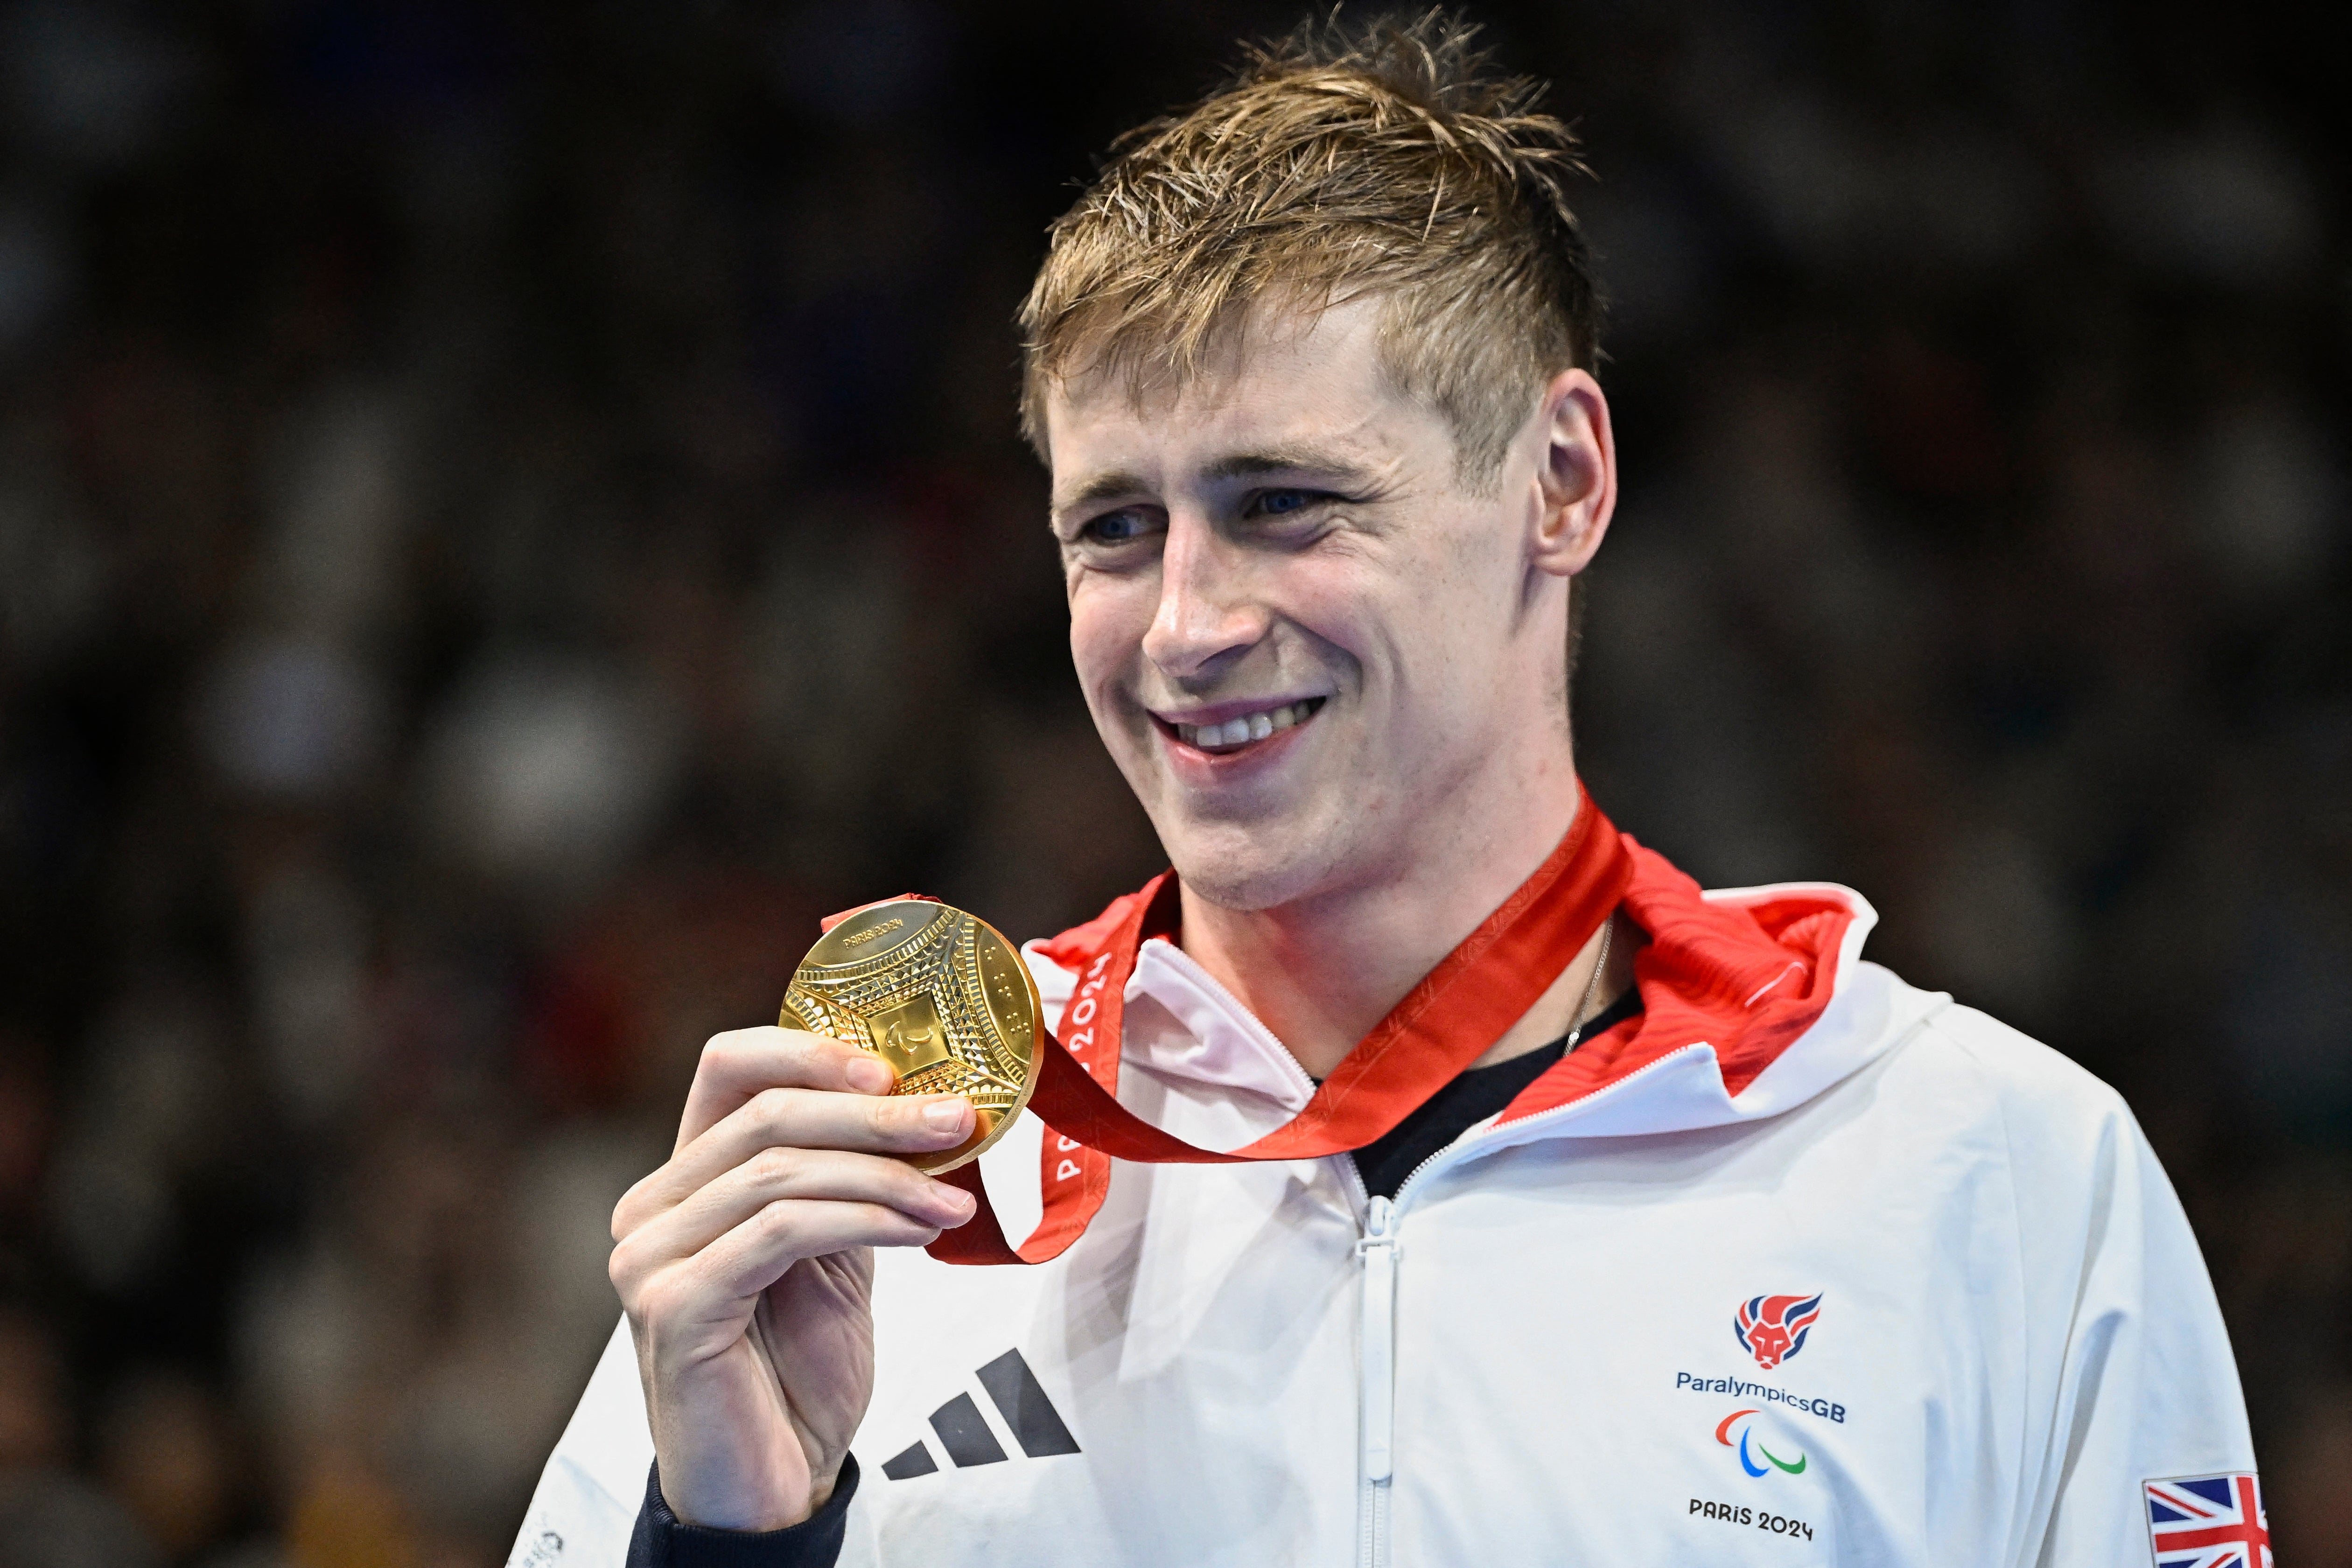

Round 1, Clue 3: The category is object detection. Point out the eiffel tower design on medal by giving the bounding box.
[782,900,1043,1174]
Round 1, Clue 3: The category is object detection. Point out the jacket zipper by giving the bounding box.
[1344,1131,1531,1568]
[1356,1193,1399,1568]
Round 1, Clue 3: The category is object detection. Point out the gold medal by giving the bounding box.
[780,900,1043,1174]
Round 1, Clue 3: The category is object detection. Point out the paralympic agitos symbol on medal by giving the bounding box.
[783,900,1044,1175]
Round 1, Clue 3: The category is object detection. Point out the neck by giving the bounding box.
[1176,742,1605,1080]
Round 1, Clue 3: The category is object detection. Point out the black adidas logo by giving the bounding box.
[880,1349,1080,1479]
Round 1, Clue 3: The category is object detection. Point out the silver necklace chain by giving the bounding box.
[1562,917,1616,1053]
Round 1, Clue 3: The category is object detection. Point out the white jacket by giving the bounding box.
[513,861,2255,1567]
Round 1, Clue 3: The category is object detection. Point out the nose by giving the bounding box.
[1141,512,1270,683]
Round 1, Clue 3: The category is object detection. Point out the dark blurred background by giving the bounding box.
[0,1,2344,1562]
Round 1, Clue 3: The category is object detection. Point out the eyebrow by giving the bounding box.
[1054,469,1151,515]
[1203,447,1365,483]
[1052,447,1369,516]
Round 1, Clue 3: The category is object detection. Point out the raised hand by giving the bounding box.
[608,1027,978,1530]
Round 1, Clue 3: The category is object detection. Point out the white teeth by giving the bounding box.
[1172,699,1321,750]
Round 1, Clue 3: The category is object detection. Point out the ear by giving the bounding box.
[1528,368,1617,579]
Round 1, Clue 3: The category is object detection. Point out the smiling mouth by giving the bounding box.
[1164,698,1325,754]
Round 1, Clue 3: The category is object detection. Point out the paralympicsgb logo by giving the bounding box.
[1734,1292,1823,1370]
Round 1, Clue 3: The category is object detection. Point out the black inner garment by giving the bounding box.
[1347,986,1644,1200]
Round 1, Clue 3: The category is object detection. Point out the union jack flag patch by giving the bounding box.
[2145,1472,2270,1567]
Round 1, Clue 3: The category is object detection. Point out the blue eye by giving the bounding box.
[1249,487,1341,520]
[1087,509,1153,542]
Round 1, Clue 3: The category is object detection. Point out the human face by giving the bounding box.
[1045,300,1605,914]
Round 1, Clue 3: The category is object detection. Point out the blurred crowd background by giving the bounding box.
[0,0,2343,1562]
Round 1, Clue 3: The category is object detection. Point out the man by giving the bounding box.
[513,17,2259,1567]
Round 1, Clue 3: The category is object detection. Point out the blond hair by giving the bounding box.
[1017,10,1602,486]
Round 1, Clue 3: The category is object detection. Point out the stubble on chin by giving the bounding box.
[1152,798,1352,913]
[1100,709,1366,913]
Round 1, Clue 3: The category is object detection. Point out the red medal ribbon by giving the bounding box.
[927,793,1632,1266]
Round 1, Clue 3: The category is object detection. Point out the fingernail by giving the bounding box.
[845,1057,892,1094]
[941,1185,977,1216]
[921,1099,968,1133]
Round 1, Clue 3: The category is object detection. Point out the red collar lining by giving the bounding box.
[1495,839,1859,1126]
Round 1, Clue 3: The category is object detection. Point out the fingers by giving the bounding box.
[676,1027,897,1151]
[619,1146,975,1272]
[617,1084,976,1237]
[616,1196,941,1330]
[701,1201,939,1299]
